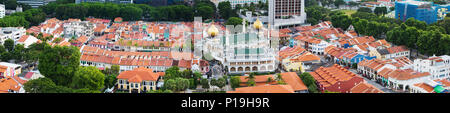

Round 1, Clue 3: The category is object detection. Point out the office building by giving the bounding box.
[268,0,306,29]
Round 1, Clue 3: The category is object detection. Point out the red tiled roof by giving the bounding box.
[117,67,160,82]
[386,46,408,54]
[0,77,21,93]
[350,82,384,93]
[227,85,295,93]
[310,64,364,93]
[280,72,308,91]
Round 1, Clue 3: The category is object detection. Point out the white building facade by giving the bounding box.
[0,27,26,45]
[268,0,307,29]
[0,4,5,18]
[203,23,277,74]
[413,55,450,80]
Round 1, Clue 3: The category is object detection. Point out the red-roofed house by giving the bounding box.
[16,35,39,48]
[117,67,163,93]
[350,82,384,93]
[227,85,295,93]
[310,64,364,93]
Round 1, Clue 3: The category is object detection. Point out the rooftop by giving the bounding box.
[227,85,295,93]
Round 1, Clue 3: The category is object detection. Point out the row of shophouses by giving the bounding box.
[357,55,450,93]
[78,45,210,74]
[280,21,449,93]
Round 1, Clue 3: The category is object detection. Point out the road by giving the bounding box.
[348,68,394,93]
[314,54,395,93]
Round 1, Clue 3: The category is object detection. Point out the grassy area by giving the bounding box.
[339,9,357,16]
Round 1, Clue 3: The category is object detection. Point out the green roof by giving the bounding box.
[434,85,445,93]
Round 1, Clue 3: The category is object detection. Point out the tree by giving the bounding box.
[23,78,57,93]
[306,5,331,25]
[5,0,17,10]
[405,18,427,30]
[348,1,359,9]
[55,4,88,20]
[210,78,217,86]
[165,66,181,80]
[12,44,25,62]
[71,66,105,91]
[189,78,196,89]
[300,72,316,87]
[246,73,256,86]
[3,38,14,52]
[305,0,319,7]
[175,77,190,91]
[405,27,420,49]
[331,12,352,31]
[436,17,449,34]
[334,0,345,8]
[200,78,210,90]
[193,71,202,86]
[307,84,319,93]
[225,17,243,26]
[104,74,117,89]
[351,12,377,20]
[216,78,226,90]
[181,69,192,79]
[267,77,273,84]
[230,76,241,89]
[374,7,387,16]
[196,5,214,20]
[357,7,372,13]
[164,79,177,91]
[38,45,80,86]
[390,7,395,11]
[119,6,143,21]
[111,65,120,75]
[218,1,233,19]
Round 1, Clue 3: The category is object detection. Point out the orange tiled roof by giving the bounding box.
[414,83,435,93]
[290,52,320,62]
[239,75,276,86]
[17,35,29,42]
[278,46,306,60]
[117,67,160,82]
[280,72,308,91]
[387,69,430,80]
[387,46,408,54]
[310,64,360,87]
[0,77,21,93]
[227,85,295,93]
[350,82,384,93]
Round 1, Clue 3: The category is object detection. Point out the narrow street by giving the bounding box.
[348,69,394,93]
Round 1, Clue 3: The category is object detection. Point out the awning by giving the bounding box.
[434,85,445,93]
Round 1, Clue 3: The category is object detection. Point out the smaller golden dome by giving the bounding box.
[253,18,263,30]
[207,24,219,37]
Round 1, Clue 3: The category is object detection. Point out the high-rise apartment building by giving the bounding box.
[268,0,306,29]
[0,4,5,19]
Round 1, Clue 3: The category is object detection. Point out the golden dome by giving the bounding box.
[207,24,219,37]
[253,18,263,30]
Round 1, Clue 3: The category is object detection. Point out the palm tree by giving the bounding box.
[119,38,124,45]
[276,73,285,84]
[275,73,283,81]
[246,72,256,86]
[267,77,273,84]
[127,40,132,46]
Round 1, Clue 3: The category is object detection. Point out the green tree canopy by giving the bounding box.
[71,66,105,91]
[218,1,234,19]
[225,17,243,26]
[38,45,80,86]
